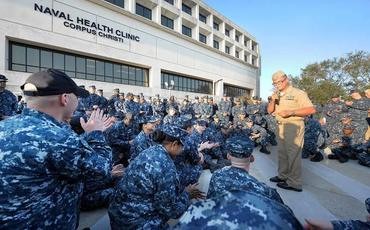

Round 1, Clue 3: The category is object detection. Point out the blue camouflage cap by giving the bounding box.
[143,115,161,124]
[225,136,254,158]
[175,190,302,230]
[175,115,193,129]
[193,119,207,127]
[366,198,370,214]
[160,124,188,144]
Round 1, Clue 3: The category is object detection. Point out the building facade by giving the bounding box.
[0,0,260,99]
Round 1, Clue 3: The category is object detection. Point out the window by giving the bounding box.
[244,55,248,62]
[182,3,192,15]
[213,40,219,49]
[213,22,219,30]
[161,72,212,94]
[9,41,149,87]
[225,28,230,37]
[161,15,174,29]
[199,13,207,23]
[182,25,192,37]
[105,0,124,8]
[224,84,250,97]
[252,58,256,66]
[136,3,152,20]
[199,33,207,44]
[235,35,239,42]
[164,0,174,5]
[225,46,230,54]
[244,39,248,47]
[252,43,257,51]
[235,50,239,58]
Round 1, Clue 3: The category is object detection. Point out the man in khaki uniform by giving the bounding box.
[267,70,316,192]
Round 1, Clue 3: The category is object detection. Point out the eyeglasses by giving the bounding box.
[272,77,287,86]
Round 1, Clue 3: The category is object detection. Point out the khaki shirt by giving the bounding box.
[275,85,313,122]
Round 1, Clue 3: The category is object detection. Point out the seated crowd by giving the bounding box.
[0,69,369,229]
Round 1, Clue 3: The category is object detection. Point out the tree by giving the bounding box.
[291,51,370,104]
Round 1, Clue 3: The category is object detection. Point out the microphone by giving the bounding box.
[275,91,280,105]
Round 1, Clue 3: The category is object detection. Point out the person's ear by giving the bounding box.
[227,153,231,160]
[60,94,68,106]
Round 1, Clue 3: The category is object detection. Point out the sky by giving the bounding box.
[204,0,370,99]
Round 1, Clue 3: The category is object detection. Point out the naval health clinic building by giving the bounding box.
[0,0,260,99]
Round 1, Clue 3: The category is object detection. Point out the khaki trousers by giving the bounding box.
[277,120,305,189]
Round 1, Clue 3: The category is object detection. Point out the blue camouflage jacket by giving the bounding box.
[0,89,17,118]
[208,166,284,204]
[0,108,112,229]
[108,144,190,229]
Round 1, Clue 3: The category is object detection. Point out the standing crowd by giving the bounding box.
[0,69,369,229]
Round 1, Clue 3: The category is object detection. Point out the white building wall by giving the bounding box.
[0,0,260,99]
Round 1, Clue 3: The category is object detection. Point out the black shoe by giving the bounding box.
[338,154,349,163]
[328,154,338,160]
[310,152,323,162]
[260,146,271,154]
[277,181,302,192]
[270,139,278,146]
[269,176,286,183]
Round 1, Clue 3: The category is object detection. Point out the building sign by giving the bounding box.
[34,3,140,43]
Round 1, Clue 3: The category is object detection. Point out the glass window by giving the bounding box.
[65,55,75,71]
[199,13,207,23]
[225,46,230,54]
[182,3,192,15]
[105,0,124,8]
[213,22,219,30]
[235,35,239,42]
[122,65,129,80]
[41,50,52,68]
[96,60,104,76]
[225,28,230,37]
[12,45,26,65]
[9,42,149,87]
[236,51,239,58]
[199,33,207,44]
[224,84,250,97]
[161,71,212,94]
[164,0,174,5]
[105,62,113,77]
[161,15,174,29]
[53,53,64,70]
[26,47,39,67]
[182,25,192,37]
[213,40,219,49]
[76,57,86,73]
[136,3,152,20]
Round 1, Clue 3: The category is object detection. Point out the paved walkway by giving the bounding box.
[78,146,370,229]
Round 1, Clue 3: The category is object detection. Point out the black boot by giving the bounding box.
[310,152,323,162]
[260,146,271,154]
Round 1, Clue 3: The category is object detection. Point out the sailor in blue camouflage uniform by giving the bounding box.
[129,115,161,161]
[163,106,178,124]
[192,96,202,119]
[84,85,106,111]
[0,69,112,229]
[97,89,108,110]
[105,113,138,166]
[323,94,348,141]
[0,74,18,120]
[107,88,120,116]
[346,89,369,144]
[179,98,194,118]
[217,94,232,123]
[175,117,204,190]
[245,117,271,154]
[306,198,370,230]
[231,97,247,123]
[114,93,126,118]
[108,125,204,230]
[200,96,213,120]
[138,96,153,121]
[358,140,370,167]
[175,190,302,230]
[207,136,283,203]
[302,116,325,162]
[123,92,140,119]
[166,95,179,112]
[152,97,166,117]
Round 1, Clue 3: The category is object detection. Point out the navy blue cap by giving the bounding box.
[160,124,188,144]
[145,115,161,123]
[175,191,302,229]
[20,69,89,98]
[365,198,370,213]
[0,74,8,82]
[225,136,254,158]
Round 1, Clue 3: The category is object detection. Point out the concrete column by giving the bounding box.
[208,33,213,46]
[152,4,161,24]
[194,3,199,19]
[208,14,213,27]
[175,16,182,33]
[127,0,135,13]
[177,0,182,9]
